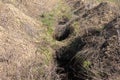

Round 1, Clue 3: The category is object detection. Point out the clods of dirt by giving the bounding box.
[53,1,119,41]
[55,16,120,80]
[53,1,120,80]
[80,2,118,28]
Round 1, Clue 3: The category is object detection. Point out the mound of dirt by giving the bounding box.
[54,1,120,80]
[0,1,49,80]
[54,1,119,41]
[80,2,118,27]
[55,16,120,80]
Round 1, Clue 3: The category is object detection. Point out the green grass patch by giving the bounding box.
[40,0,72,27]
[83,61,91,69]
[41,13,55,27]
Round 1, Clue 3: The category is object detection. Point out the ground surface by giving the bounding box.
[0,0,120,80]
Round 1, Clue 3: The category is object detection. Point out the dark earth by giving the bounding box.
[53,0,120,80]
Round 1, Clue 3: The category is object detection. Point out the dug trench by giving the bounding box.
[53,1,120,80]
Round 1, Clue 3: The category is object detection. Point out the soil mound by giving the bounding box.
[80,2,118,27]
[55,16,120,80]
[54,1,118,41]
[54,1,120,80]
[0,1,46,80]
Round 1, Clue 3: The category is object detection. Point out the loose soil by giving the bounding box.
[54,1,120,80]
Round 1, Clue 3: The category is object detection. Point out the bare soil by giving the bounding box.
[54,1,120,80]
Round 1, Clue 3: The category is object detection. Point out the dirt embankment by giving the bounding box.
[54,0,120,80]
[0,0,57,80]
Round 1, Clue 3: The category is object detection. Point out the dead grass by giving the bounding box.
[2,0,58,19]
[0,0,58,80]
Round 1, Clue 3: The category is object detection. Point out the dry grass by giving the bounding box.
[0,0,58,80]
[2,0,58,19]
